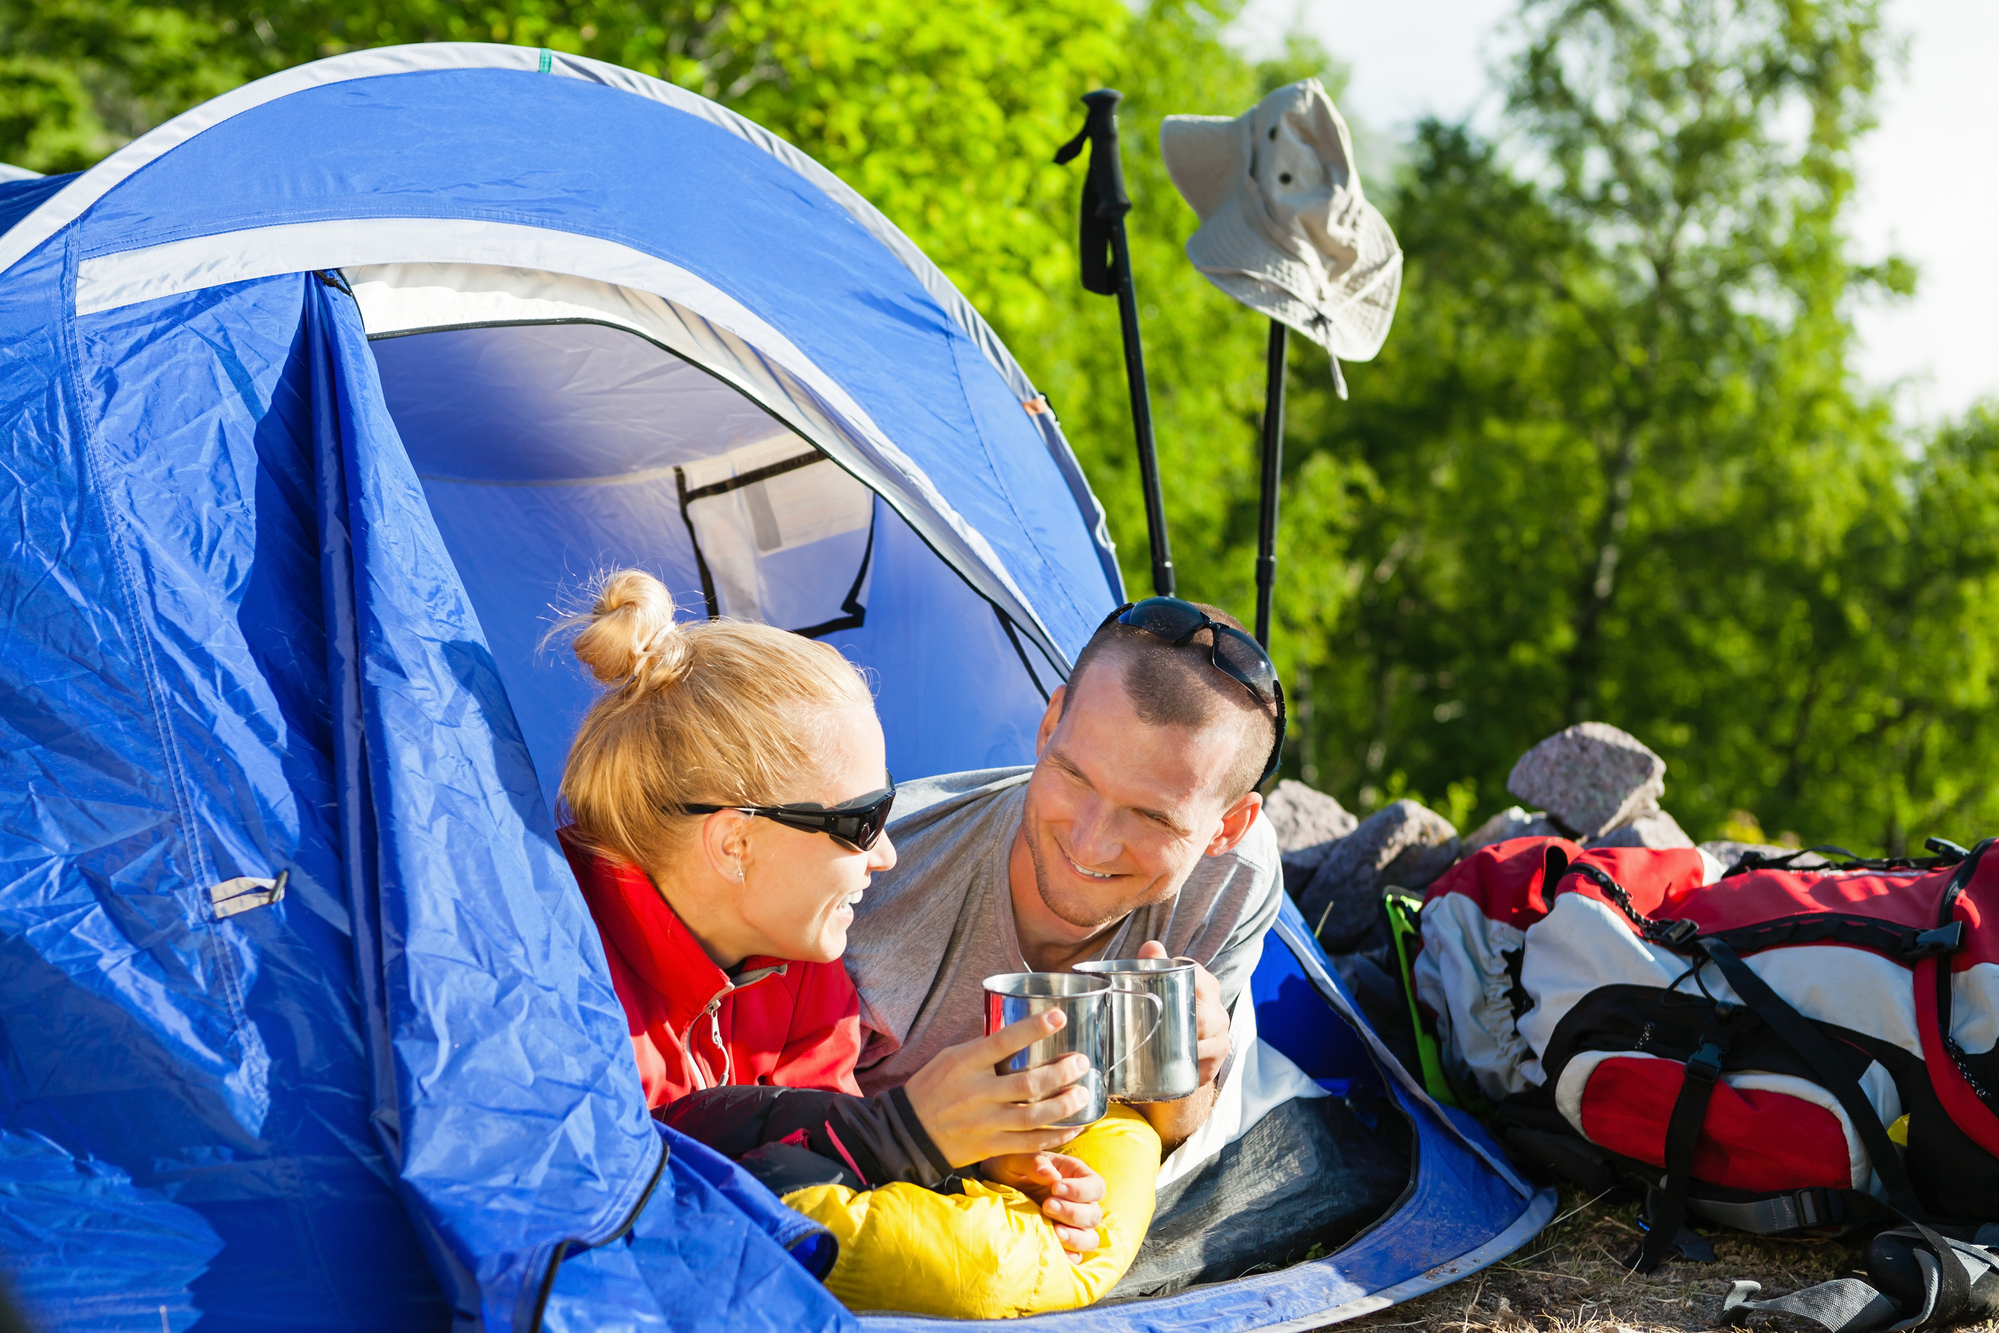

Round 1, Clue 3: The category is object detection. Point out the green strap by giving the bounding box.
[1384,892,1461,1109]
[538,48,553,74]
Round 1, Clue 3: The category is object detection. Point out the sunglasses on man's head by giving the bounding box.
[1096,598,1287,785]
[679,778,897,852]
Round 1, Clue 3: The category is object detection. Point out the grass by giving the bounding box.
[1338,1187,1999,1333]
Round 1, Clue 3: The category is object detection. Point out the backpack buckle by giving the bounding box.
[1654,918,1700,947]
[1908,922,1965,959]
[1685,1040,1724,1085]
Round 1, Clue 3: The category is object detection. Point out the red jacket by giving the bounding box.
[561,829,863,1107]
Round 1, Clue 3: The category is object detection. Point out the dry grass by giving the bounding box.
[1340,1187,1999,1333]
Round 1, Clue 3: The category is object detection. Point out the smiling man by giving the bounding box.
[845,600,1284,1148]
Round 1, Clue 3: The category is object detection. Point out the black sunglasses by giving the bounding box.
[679,777,897,852]
[1098,598,1287,784]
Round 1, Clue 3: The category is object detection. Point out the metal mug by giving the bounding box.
[1073,957,1201,1102]
[982,972,1161,1127]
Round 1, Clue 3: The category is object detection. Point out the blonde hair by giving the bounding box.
[555,569,873,875]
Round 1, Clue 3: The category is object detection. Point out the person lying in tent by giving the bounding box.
[552,569,1160,1318]
[844,598,1285,1152]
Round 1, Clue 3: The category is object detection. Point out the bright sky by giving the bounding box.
[1228,0,1999,424]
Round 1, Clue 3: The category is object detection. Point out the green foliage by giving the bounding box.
[2,0,1990,852]
[1281,0,1997,850]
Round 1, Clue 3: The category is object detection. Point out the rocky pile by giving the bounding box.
[1274,720,1789,956]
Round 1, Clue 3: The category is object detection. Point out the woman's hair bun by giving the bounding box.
[568,569,691,687]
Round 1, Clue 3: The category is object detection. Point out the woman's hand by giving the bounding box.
[981,1153,1105,1262]
[901,1009,1094,1167]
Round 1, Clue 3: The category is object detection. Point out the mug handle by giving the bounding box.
[1101,990,1164,1078]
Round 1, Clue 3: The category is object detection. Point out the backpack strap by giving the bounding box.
[1687,1186,1861,1235]
[1696,937,1928,1220]
[1725,841,1968,878]
[1722,1227,1999,1332]
[1722,1276,1905,1331]
[1632,1015,1734,1273]
[1933,839,1999,1120]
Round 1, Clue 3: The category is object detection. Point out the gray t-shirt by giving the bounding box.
[844,766,1283,1095]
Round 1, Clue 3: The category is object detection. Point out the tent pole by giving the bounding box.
[1056,89,1175,598]
[1254,319,1286,647]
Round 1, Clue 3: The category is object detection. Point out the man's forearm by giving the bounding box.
[1134,1082,1220,1154]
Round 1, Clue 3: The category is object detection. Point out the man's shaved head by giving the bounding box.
[1061,604,1277,801]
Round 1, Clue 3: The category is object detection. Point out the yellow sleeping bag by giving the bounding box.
[782,1104,1160,1318]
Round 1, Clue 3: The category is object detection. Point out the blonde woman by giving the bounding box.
[555,570,1159,1317]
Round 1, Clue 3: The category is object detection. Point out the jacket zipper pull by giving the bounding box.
[708,1002,729,1085]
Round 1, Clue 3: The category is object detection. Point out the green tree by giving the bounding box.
[1779,407,1999,850]
[1282,0,1997,850]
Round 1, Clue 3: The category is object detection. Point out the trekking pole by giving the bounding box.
[1057,89,1174,598]
[1254,319,1285,647]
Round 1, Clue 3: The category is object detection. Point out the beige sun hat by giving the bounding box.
[1160,79,1401,396]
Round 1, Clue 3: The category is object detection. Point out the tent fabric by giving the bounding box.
[0,44,1121,672]
[0,173,72,234]
[342,258,1063,806]
[1,260,853,1331]
[0,43,1118,788]
[0,45,1548,1333]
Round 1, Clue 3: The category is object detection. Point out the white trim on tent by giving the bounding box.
[0,42,1044,413]
[0,44,531,279]
[72,223,1065,667]
[0,163,43,182]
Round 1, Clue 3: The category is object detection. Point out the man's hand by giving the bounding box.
[981,1152,1105,1262]
[1135,941,1229,1083]
[902,1010,1094,1168]
[1132,941,1229,1150]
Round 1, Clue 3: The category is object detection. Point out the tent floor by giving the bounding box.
[1105,1089,1414,1301]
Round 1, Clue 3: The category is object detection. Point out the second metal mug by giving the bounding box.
[982,972,1161,1127]
[1073,957,1201,1102]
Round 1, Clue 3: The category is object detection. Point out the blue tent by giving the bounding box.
[0,44,1552,1333]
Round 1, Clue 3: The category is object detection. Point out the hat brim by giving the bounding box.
[1186,187,1403,361]
[1159,114,1248,222]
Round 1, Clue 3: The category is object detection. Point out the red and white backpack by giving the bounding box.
[1414,835,1999,1271]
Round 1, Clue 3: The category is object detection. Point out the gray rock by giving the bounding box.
[1587,809,1695,849]
[1461,805,1569,855]
[1298,799,1460,951]
[1698,840,1830,874]
[1507,722,1666,841]
[1261,780,1359,874]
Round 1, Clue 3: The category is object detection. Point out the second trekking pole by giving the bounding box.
[1057,89,1174,598]
[1254,319,1285,648]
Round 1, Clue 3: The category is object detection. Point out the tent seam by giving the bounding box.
[59,228,249,1018]
[940,330,1096,647]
